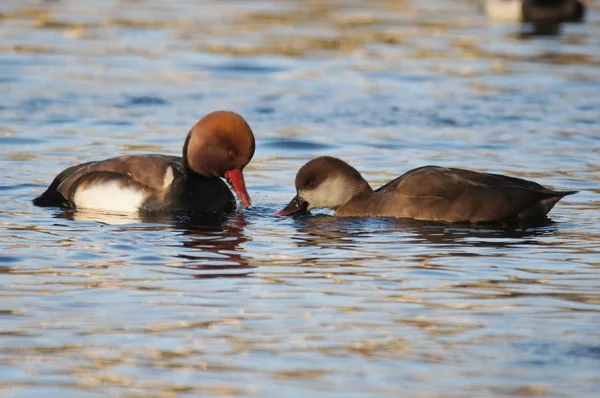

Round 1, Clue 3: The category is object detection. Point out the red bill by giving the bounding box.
[225,169,251,207]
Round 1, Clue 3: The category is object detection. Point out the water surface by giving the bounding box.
[1,0,600,397]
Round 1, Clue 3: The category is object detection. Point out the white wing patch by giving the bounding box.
[162,166,174,189]
[72,180,148,213]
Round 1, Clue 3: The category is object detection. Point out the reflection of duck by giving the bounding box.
[277,157,576,224]
[288,214,559,251]
[33,111,255,215]
[58,209,253,278]
[483,0,585,23]
[175,213,253,278]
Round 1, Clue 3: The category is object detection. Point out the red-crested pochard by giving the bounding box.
[276,156,576,223]
[33,111,255,214]
[483,0,585,23]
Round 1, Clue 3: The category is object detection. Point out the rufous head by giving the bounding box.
[183,111,256,206]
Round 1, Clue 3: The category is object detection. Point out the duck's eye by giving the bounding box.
[308,181,315,187]
[228,150,236,157]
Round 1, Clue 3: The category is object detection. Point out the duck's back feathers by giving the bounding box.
[341,166,576,222]
[34,155,181,208]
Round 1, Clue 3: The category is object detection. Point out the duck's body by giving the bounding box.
[276,157,576,223]
[483,0,585,23]
[34,111,255,215]
[33,155,236,214]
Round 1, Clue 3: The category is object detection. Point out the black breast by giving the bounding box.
[143,172,236,214]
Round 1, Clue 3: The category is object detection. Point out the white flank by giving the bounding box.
[73,181,147,213]
[162,166,174,189]
[484,0,523,21]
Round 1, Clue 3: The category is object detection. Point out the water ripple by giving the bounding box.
[0,0,599,397]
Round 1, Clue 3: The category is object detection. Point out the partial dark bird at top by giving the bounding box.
[483,0,585,23]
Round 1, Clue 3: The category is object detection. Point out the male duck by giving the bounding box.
[34,111,255,214]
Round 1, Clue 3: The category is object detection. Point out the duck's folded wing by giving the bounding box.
[56,155,183,198]
[387,166,568,222]
[448,168,547,190]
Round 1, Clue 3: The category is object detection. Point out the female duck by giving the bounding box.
[34,111,255,214]
[276,156,576,223]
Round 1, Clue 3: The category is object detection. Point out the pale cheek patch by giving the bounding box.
[73,181,147,213]
[302,176,354,210]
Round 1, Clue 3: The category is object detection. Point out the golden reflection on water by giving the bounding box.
[1,0,600,397]
[1,0,598,68]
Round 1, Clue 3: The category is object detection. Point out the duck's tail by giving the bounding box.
[32,162,92,207]
[518,190,578,219]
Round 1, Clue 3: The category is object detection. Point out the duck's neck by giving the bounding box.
[182,131,216,180]
[338,179,373,209]
[182,130,192,170]
[334,185,375,216]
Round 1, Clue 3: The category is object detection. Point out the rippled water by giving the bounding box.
[1,0,600,396]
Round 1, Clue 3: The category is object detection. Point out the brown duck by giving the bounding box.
[34,111,255,214]
[276,156,576,223]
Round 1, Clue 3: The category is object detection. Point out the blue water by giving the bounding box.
[1,0,599,397]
